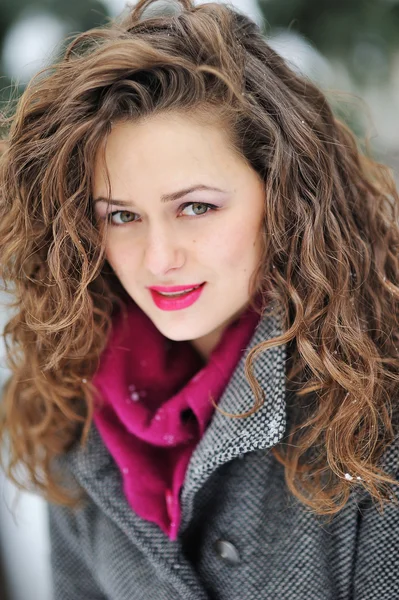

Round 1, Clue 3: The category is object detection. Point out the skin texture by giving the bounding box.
[93,112,266,361]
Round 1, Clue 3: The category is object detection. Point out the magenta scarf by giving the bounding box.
[92,301,260,540]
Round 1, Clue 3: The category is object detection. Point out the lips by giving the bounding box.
[149,283,204,293]
[149,282,206,311]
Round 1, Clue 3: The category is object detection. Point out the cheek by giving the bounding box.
[207,221,262,270]
[105,239,139,279]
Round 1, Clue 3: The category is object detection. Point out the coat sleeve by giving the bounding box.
[48,502,107,600]
[353,436,399,599]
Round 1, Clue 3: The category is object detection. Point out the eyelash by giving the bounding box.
[105,202,219,227]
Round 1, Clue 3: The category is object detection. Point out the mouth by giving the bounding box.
[149,283,204,294]
[149,282,206,311]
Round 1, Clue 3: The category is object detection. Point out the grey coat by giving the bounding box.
[48,309,399,599]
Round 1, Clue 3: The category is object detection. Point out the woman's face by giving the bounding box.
[93,112,265,360]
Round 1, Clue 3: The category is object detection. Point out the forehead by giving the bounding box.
[104,112,233,161]
[92,113,249,197]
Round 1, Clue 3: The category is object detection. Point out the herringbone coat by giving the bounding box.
[48,309,399,599]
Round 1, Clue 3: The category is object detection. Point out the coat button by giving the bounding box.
[214,539,240,565]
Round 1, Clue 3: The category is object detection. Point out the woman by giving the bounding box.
[1,0,399,598]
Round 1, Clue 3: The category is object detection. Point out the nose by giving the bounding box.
[143,224,185,276]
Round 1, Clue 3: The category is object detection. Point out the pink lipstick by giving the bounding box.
[148,283,206,311]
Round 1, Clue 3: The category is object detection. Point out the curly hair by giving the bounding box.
[1,0,399,514]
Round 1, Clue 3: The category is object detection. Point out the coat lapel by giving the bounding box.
[180,306,287,529]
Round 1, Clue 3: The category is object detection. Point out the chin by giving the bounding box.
[159,326,203,342]
[155,318,213,342]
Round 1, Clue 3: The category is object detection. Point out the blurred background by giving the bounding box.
[1,0,399,598]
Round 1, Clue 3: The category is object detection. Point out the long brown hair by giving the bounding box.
[1,0,399,513]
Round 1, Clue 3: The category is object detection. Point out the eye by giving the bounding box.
[179,202,217,216]
[107,210,137,225]
[105,202,217,227]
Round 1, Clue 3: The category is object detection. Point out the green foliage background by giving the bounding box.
[0,0,111,102]
[260,0,399,83]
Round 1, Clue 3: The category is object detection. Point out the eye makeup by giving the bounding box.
[94,201,221,226]
[100,202,219,227]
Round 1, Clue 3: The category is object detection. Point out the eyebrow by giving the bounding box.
[93,184,227,207]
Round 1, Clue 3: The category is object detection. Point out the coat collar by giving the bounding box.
[179,305,287,527]
[67,304,287,505]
